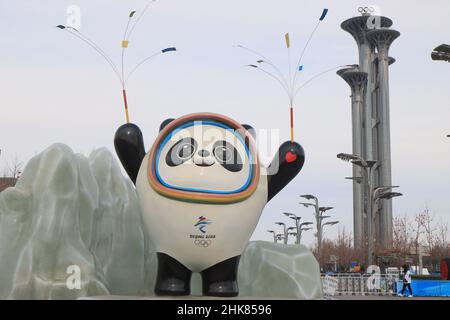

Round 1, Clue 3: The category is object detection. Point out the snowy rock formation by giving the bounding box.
[0,144,322,299]
[190,241,323,299]
[0,144,152,299]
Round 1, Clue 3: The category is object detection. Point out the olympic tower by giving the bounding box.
[338,7,400,250]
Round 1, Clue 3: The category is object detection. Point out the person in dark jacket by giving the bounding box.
[399,265,413,297]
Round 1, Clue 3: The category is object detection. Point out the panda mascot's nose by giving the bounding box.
[193,149,214,167]
[198,150,210,158]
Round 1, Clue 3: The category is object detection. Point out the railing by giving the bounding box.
[321,273,399,297]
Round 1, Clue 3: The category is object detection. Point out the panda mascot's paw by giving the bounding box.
[114,123,146,184]
[267,141,305,202]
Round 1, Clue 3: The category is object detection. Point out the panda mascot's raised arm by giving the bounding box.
[114,113,305,297]
[114,122,147,184]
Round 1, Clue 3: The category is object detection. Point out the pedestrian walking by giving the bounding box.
[398,265,413,297]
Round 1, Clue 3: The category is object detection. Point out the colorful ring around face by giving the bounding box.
[147,112,260,204]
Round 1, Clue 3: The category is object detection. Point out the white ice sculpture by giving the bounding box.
[0,144,322,299]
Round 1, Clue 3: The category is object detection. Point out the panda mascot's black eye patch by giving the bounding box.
[213,140,243,172]
[166,137,198,166]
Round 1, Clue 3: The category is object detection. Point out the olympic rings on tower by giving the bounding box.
[358,6,375,14]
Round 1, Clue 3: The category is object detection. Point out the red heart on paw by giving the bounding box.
[285,151,297,163]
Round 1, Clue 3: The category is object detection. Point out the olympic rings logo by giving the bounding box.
[194,239,212,247]
[358,6,375,14]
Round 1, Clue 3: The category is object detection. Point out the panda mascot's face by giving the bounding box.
[146,113,261,204]
[156,122,251,193]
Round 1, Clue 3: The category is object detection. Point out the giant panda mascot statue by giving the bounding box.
[114,112,305,297]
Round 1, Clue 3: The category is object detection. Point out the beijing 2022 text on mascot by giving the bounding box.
[114,112,305,297]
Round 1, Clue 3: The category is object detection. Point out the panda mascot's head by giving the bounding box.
[145,112,261,204]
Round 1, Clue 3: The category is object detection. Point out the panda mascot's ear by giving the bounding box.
[160,118,175,132]
[242,124,256,140]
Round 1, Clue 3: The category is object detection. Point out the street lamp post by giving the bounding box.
[284,212,299,245]
[431,44,450,63]
[337,153,378,265]
[288,232,298,242]
[275,234,284,244]
[287,227,296,244]
[370,191,403,261]
[321,221,339,244]
[267,230,277,243]
[432,46,450,144]
[298,223,313,245]
[275,222,288,245]
[318,207,334,254]
[299,195,320,252]
[288,227,312,244]
[338,151,404,265]
[299,195,335,257]
[283,212,312,245]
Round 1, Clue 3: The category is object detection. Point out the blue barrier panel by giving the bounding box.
[396,280,450,297]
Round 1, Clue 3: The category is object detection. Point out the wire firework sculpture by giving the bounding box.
[236,8,331,142]
[57,0,176,123]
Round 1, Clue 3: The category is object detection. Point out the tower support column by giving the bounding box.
[367,28,400,248]
[337,68,368,248]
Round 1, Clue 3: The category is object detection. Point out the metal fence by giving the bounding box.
[321,273,399,297]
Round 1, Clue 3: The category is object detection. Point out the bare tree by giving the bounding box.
[434,218,449,261]
[422,208,437,255]
[436,219,448,248]
[4,155,22,179]
[314,228,363,271]
[410,211,427,266]
[328,227,352,269]
[393,214,411,255]
[315,210,448,273]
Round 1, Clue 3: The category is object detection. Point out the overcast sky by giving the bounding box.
[1,0,449,247]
